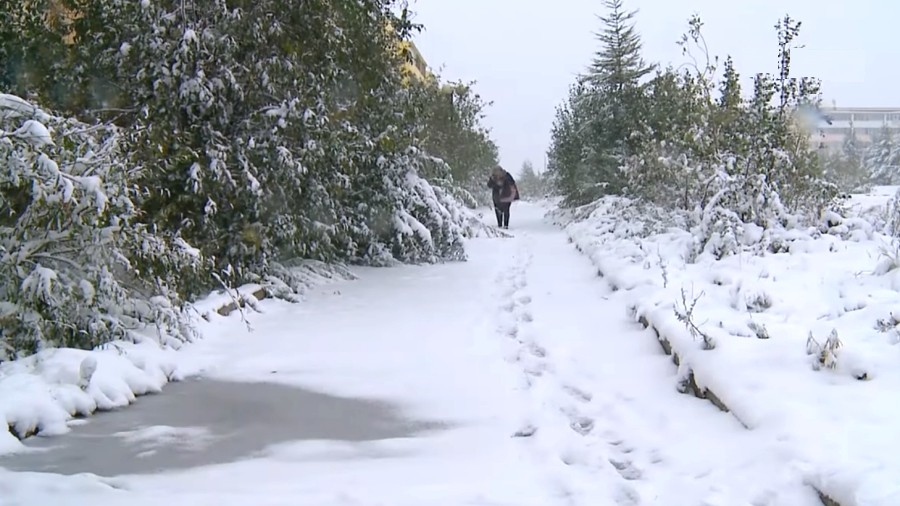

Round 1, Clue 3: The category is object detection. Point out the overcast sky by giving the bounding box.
[408,0,894,175]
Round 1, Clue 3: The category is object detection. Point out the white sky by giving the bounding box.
[408,0,896,175]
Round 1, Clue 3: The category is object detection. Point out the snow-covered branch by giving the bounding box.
[0,95,200,360]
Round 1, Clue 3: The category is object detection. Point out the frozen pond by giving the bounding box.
[0,378,438,476]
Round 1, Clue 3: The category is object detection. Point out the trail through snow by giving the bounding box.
[1,202,820,506]
[491,204,821,505]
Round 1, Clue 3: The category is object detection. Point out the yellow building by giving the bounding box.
[397,39,431,84]
[383,19,431,85]
[26,0,79,43]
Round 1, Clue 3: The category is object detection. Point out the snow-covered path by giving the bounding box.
[487,205,822,505]
[2,203,821,506]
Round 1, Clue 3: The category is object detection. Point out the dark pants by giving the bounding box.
[494,201,511,227]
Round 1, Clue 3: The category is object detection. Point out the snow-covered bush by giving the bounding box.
[407,78,501,207]
[382,150,468,263]
[2,0,483,293]
[881,189,900,239]
[549,11,840,258]
[806,329,842,371]
[628,18,839,259]
[0,94,201,360]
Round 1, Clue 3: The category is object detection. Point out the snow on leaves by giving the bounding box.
[0,0,484,358]
[0,95,199,360]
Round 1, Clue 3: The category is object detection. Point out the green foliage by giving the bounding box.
[410,78,499,205]
[864,126,900,185]
[0,1,74,108]
[548,2,840,258]
[516,160,552,200]
[820,131,870,192]
[0,94,200,359]
[548,0,653,205]
[547,82,594,203]
[0,0,495,357]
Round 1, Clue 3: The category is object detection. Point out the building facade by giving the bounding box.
[812,106,900,152]
[397,39,431,84]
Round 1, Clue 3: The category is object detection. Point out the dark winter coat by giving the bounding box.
[487,172,519,205]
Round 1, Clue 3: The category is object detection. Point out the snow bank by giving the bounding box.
[556,191,900,506]
[847,185,899,217]
[0,262,353,455]
[0,340,181,454]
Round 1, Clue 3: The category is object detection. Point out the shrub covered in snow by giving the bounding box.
[408,78,501,207]
[388,157,469,263]
[818,122,900,193]
[628,16,841,258]
[0,94,200,359]
[0,0,505,358]
[563,188,900,504]
[0,0,489,304]
[547,9,840,257]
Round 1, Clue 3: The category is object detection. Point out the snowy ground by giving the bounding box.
[846,185,897,217]
[557,187,900,506]
[0,264,352,456]
[0,201,865,505]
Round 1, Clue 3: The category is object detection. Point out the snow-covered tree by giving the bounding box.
[623,64,710,209]
[819,131,869,192]
[1,0,480,289]
[516,160,550,200]
[619,14,837,258]
[866,126,900,185]
[0,0,494,357]
[547,82,593,200]
[406,78,500,206]
[0,94,200,359]
[587,0,654,111]
[547,0,653,205]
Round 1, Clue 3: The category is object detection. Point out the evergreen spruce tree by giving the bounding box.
[516,160,543,199]
[547,0,653,204]
[547,82,592,201]
[588,0,654,97]
[867,125,900,185]
[587,0,653,165]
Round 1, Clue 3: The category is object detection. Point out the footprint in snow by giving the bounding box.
[512,424,538,438]
[609,458,643,480]
[528,342,547,358]
[614,483,641,505]
[524,361,546,377]
[607,438,636,455]
[501,343,521,364]
[569,415,595,436]
[563,385,593,402]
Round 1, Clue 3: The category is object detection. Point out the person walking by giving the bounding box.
[487,165,519,229]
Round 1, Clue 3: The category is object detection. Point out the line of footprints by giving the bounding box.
[495,249,646,497]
